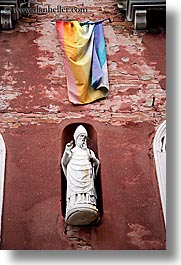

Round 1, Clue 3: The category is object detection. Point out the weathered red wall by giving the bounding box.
[0,0,166,250]
[1,119,165,250]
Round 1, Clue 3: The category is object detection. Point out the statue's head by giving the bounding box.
[73,125,88,149]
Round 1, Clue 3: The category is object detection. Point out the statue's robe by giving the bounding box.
[65,146,97,204]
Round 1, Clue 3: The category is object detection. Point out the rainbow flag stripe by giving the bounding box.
[56,20,109,104]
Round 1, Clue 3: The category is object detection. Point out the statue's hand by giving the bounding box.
[89,150,100,167]
[89,150,94,160]
[65,141,74,153]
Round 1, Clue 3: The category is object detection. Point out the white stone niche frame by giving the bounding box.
[153,120,166,225]
[0,134,6,242]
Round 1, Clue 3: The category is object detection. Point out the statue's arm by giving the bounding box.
[61,141,73,177]
[89,150,100,177]
[61,150,71,166]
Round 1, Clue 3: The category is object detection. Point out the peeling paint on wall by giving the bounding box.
[0,0,166,250]
[127,223,163,250]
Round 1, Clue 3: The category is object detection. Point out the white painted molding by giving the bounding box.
[153,120,166,225]
[0,134,6,242]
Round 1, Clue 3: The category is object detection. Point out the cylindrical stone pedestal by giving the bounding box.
[65,203,100,226]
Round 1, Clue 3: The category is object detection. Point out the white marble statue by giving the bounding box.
[61,125,100,225]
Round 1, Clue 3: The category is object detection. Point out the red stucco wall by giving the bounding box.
[0,0,166,250]
[1,120,165,250]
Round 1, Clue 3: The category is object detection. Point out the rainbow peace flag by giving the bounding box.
[56,20,109,104]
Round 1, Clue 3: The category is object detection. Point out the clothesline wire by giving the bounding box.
[51,17,111,25]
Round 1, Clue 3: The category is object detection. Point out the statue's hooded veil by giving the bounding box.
[73,125,88,141]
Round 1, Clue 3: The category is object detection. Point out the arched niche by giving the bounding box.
[153,120,166,225]
[60,123,103,219]
[0,134,6,242]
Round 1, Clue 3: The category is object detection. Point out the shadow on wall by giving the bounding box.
[147,10,166,32]
[60,123,103,218]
